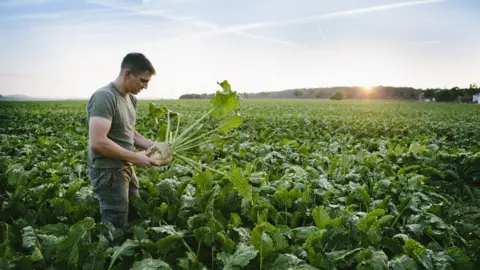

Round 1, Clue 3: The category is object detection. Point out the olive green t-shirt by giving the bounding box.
[86,82,137,169]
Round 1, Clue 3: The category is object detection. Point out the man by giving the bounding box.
[86,52,170,231]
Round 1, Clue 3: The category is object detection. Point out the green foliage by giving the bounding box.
[293,90,303,97]
[1,98,479,269]
[329,91,344,100]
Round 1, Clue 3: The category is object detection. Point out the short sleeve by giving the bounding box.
[88,90,116,121]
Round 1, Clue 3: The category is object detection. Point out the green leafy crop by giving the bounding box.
[0,89,479,269]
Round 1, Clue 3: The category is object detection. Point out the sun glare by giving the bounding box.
[363,86,373,92]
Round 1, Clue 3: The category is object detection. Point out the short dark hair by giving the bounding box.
[121,52,156,76]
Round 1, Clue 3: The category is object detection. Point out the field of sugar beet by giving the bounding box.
[1,94,479,269]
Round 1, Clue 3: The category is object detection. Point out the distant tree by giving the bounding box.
[449,87,462,100]
[293,90,303,97]
[467,83,480,96]
[330,91,344,100]
[434,89,456,102]
[179,93,214,99]
[424,89,435,99]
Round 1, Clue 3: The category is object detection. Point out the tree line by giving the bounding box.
[423,83,479,102]
[179,83,479,102]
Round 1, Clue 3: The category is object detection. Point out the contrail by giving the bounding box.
[86,0,445,45]
[188,0,446,37]
[86,0,295,45]
[317,26,326,44]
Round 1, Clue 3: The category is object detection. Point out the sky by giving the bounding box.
[0,0,479,99]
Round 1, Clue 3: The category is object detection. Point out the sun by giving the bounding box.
[363,86,373,92]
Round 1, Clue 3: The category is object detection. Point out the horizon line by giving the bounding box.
[1,83,473,100]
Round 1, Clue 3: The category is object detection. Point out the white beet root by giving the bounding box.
[146,142,173,165]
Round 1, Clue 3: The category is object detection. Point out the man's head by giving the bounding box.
[119,52,156,95]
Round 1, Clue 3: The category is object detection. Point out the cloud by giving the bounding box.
[142,0,208,3]
[0,0,56,7]
[408,40,442,46]
[3,9,111,20]
[0,72,35,77]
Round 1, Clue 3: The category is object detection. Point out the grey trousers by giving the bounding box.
[88,166,140,230]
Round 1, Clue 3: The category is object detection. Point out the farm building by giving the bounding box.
[418,93,436,102]
[473,94,480,104]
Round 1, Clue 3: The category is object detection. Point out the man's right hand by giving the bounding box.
[89,117,161,168]
[133,151,158,168]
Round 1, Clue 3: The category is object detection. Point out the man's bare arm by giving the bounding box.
[134,131,154,150]
[89,117,153,166]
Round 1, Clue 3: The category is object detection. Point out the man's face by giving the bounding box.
[125,70,152,95]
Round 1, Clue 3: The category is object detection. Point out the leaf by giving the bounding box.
[357,250,388,270]
[312,206,331,229]
[7,164,28,186]
[156,235,183,256]
[49,198,74,216]
[431,252,454,270]
[388,255,419,270]
[369,251,389,270]
[150,225,185,236]
[39,223,69,237]
[403,239,425,257]
[37,234,60,265]
[178,251,207,270]
[446,247,474,270]
[148,103,168,119]
[108,239,138,270]
[250,223,276,257]
[64,179,84,201]
[265,253,317,270]
[210,81,240,119]
[131,258,172,270]
[233,227,251,243]
[22,226,44,263]
[217,232,236,254]
[133,226,148,241]
[305,229,327,268]
[292,227,318,244]
[376,215,394,227]
[193,171,213,211]
[229,213,242,228]
[82,236,109,270]
[218,114,243,134]
[218,80,232,92]
[393,234,410,243]
[217,243,258,270]
[403,239,434,270]
[22,226,39,249]
[229,168,253,201]
[357,209,386,232]
[270,229,288,251]
[55,217,95,269]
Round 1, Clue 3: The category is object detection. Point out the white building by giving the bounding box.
[473,94,480,104]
